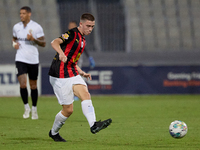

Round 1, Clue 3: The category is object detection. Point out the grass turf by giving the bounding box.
[0,95,200,150]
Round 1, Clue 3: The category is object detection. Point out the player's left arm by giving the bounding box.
[27,32,46,47]
[34,36,46,47]
[76,65,92,80]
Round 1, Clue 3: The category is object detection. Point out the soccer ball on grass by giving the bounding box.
[169,120,188,138]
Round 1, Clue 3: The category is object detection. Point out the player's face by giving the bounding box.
[20,9,31,22]
[80,20,95,36]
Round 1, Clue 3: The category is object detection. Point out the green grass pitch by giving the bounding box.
[0,95,200,150]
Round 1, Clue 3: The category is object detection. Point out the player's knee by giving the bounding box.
[30,84,37,90]
[87,92,91,99]
[68,108,73,115]
[20,83,27,88]
[65,108,73,116]
[62,107,73,117]
[82,91,91,100]
[29,81,37,89]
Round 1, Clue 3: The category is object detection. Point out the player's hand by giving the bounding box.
[80,72,92,80]
[13,42,20,49]
[59,53,67,63]
[27,31,34,41]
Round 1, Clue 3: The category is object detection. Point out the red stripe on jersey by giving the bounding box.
[67,32,82,77]
[59,32,77,78]
[74,34,86,75]
[67,63,76,77]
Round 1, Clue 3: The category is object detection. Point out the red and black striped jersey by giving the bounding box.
[49,27,86,78]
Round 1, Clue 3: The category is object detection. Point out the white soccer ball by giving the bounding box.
[169,120,188,138]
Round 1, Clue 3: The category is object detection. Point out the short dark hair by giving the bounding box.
[20,6,31,13]
[80,13,95,22]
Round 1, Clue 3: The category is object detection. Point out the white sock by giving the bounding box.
[32,106,37,111]
[51,111,68,135]
[24,104,30,110]
[81,100,96,127]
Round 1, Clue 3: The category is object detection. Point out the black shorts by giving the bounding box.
[15,61,39,80]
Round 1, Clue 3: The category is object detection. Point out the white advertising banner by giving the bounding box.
[0,65,41,96]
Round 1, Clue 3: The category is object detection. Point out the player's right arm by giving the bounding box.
[12,36,20,49]
[12,25,20,50]
[51,38,67,63]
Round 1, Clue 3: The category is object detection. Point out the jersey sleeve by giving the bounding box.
[13,25,17,37]
[35,25,45,38]
[59,30,75,43]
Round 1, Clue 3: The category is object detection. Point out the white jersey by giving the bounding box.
[13,20,45,64]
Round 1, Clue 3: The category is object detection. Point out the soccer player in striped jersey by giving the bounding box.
[68,21,95,101]
[48,13,112,142]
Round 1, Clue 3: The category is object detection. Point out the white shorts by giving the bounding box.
[49,75,87,105]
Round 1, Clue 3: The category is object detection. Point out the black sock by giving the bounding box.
[31,89,38,107]
[20,88,28,104]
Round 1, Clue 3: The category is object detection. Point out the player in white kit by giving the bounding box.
[12,6,46,119]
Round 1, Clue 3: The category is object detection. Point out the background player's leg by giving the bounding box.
[18,74,28,103]
[18,74,30,118]
[29,79,38,106]
[29,79,38,119]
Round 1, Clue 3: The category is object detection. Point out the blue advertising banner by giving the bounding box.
[42,67,54,95]
[0,65,41,96]
[41,66,200,95]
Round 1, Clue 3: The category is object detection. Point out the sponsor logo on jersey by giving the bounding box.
[73,53,81,63]
[62,33,69,40]
[29,29,33,33]
[17,38,34,45]
[17,38,29,41]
